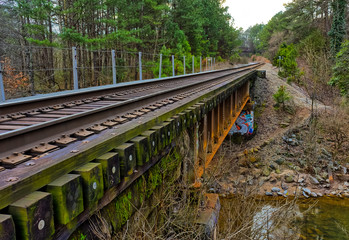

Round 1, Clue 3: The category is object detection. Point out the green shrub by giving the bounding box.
[273,85,292,111]
[274,43,302,82]
[329,40,349,98]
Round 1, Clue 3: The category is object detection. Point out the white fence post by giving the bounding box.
[139,52,142,80]
[159,54,162,78]
[112,50,117,84]
[0,60,5,102]
[192,56,195,74]
[72,47,78,90]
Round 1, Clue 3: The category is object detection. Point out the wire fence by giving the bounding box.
[0,44,218,102]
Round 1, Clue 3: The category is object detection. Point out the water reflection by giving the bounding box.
[219,196,349,240]
[298,198,349,240]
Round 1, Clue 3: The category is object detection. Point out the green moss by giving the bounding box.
[114,190,132,229]
[80,233,87,240]
[136,178,146,205]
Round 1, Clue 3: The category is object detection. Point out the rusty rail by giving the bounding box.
[0,63,262,160]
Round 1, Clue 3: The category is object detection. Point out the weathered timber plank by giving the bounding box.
[72,163,104,209]
[0,214,16,240]
[160,121,173,146]
[115,143,136,178]
[170,116,182,137]
[46,174,84,225]
[95,152,120,190]
[130,136,150,166]
[8,191,54,240]
[141,130,158,157]
[150,125,166,151]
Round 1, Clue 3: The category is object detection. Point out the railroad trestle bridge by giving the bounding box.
[0,63,264,240]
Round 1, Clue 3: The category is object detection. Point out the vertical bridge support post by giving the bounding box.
[111,50,117,84]
[219,100,224,136]
[72,47,79,90]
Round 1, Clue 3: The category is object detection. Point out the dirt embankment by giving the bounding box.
[205,63,349,199]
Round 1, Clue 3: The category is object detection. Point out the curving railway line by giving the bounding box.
[0,63,262,171]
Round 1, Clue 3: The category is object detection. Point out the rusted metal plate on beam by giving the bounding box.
[1,153,32,168]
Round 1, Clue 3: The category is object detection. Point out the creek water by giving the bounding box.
[298,198,349,239]
[218,197,349,239]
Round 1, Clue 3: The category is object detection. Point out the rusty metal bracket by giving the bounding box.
[154,103,164,107]
[133,111,144,117]
[140,108,151,113]
[124,113,137,119]
[147,105,158,110]
[39,107,53,113]
[114,117,128,124]
[74,100,84,105]
[0,116,11,123]
[74,129,94,139]
[52,104,64,110]
[88,124,107,133]
[1,152,32,168]
[25,110,41,116]
[54,135,77,147]
[83,99,93,103]
[10,113,26,120]
[31,143,59,155]
[102,120,118,127]
[64,102,76,108]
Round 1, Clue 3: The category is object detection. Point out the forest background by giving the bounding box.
[0,0,241,98]
[1,0,349,105]
[243,0,349,105]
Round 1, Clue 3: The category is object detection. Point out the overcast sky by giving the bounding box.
[223,0,293,30]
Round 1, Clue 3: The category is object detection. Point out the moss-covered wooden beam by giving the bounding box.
[72,163,104,209]
[0,214,16,240]
[8,192,55,240]
[46,174,84,226]
[95,152,120,190]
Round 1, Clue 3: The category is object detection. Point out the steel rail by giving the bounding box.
[0,63,262,159]
[0,63,260,115]
[0,64,259,135]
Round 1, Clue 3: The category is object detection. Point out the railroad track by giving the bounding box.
[0,63,262,171]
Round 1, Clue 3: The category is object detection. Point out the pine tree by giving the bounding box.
[329,0,347,56]
[329,40,349,97]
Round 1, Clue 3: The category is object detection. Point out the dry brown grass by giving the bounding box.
[86,132,314,240]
